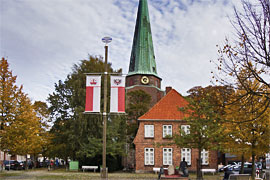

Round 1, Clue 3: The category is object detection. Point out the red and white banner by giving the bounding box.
[110,76,125,113]
[85,75,101,112]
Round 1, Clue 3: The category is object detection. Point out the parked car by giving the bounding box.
[4,160,14,170]
[18,161,26,170]
[219,162,241,172]
[10,160,25,170]
[241,162,262,175]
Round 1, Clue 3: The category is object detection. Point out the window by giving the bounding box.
[144,125,154,138]
[201,149,209,165]
[202,125,207,138]
[181,125,190,135]
[181,148,191,165]
[163,125,172,138]
[163,148,173,165]
[145,148,154,165]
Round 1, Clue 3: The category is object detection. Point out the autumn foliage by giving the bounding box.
[0,57,49,157]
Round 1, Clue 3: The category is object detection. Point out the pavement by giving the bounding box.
[264,169,270,180]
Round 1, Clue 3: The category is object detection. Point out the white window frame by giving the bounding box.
[201,149,209,165]
[181,125,190,135]
[181,148,191,165]
[145,148,154,165]
[144,125,154,138]
[202,125,207,138]
[163,125,172,138]
[163,148,173,165]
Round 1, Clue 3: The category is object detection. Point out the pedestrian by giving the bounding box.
[223,167,231,180]
[158,166,164,179]
[50,160,54,170]
[180,158,188,177]
[55,159,59,168]
[47,160,50,171]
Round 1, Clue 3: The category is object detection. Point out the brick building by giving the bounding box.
[125,0,219,173]
[133,88,218,173]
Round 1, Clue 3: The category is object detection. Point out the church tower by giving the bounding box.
[126,0,164,107]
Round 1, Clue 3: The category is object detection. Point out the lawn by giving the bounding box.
[0,169,223,179]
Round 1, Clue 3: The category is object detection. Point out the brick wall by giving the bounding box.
[134,120,218,173]
[126,74,164,107]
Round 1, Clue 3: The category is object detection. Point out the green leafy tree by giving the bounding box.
[174,86,232,180]
[48,56,126,170]
[126,90,151,142]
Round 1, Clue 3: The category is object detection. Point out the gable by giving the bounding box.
[138,89,189,120]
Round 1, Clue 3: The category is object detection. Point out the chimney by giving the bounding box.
[166,86,172,94]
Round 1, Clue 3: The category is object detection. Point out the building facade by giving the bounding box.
[126,0,219,173]
[133,89,218,173]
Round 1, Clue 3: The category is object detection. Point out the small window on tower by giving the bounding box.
[152,67,156,73]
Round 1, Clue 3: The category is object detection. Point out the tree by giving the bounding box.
[214,0,270,114]
[0,57,18,131]
[32,101,52,166]
[126,90,151,142]
[173,86,232,180]
[222,72,270,179]
[122,90,151,170]
[0,58,47,161]
[47,56,126,170]
[33,101,51,129]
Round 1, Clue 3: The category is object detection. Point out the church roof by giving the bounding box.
[128,0,159,78]
[138,89,189,120]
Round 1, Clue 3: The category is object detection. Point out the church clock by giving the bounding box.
[141,76,149,84]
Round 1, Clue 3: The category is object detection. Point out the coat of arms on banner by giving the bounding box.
[114,79,122,85]
[90,79,97,85]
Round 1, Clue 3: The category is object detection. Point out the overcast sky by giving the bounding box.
[0,0,241,102]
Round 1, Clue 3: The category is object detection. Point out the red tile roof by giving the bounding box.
[138,89,189,120]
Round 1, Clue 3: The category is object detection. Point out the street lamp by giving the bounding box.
[101,36,112,179]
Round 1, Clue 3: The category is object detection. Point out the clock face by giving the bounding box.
[141,76,149,84]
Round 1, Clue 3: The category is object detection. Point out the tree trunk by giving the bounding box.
[65,157,69,171]
[33,155,36,169]
[240,153,245,174]
[25,155,29,170]
[196,149,203,180]
[251,153,256,180]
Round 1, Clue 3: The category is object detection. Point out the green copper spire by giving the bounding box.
[128,0,159,78]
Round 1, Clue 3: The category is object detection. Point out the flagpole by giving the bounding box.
[101,37,112,179]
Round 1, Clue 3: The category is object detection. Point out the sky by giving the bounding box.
[0,0,241,102]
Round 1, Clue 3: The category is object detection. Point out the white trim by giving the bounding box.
[163,125,172,138]
[181,148,191,165]
[145,148,154,165]
[163,148,173,165]
[144,125,154,138]
[201,149,209,165]
[181,125,190,135]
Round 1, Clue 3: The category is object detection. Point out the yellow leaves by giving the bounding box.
[0,78,46,155]
[222,79,270,156]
